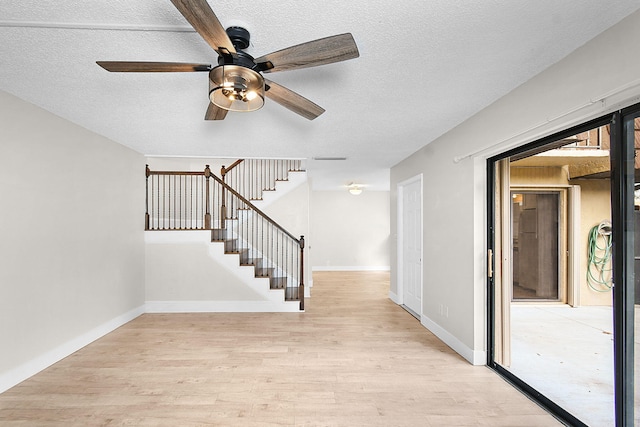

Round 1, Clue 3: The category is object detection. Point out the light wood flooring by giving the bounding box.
[0,271,561,426]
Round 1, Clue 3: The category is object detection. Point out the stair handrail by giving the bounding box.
[220,159,244,177]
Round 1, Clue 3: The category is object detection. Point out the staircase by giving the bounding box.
[145,160,305,310]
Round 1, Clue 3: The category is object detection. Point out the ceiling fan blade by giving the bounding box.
[96,61,211,72]
[170,0,236,55]
[256,33,359,73]
[264,79,325,120]
[205,102,228,120]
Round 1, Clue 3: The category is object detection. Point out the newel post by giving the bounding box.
[220,165,227,229]
[204,165,211,229]
[299,235,305,311]
[145,164,150,230]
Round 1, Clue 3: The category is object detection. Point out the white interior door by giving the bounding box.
[401,177,422,316]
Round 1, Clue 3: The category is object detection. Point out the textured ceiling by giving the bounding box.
[1,1,639,190]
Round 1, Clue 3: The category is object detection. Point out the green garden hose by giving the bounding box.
[587,221,613,292]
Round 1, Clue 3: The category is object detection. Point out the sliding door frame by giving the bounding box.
[486,112,634,426]
[611,105,637,425]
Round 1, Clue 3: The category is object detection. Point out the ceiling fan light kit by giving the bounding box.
[96,0,359,121]
[209,65,265,112]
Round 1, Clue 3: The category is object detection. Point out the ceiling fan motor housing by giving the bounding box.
[226,26,250,50]
[217,27,262,73]
[217,50,257,69]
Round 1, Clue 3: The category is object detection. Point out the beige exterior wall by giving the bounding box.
[574,179,612,306]
[510,166,570,185]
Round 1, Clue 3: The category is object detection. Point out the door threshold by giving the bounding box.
[401,305,420,320]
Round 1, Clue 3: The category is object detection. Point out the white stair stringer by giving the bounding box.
[144,231,301,313]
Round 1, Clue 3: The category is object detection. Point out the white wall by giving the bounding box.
[145,232,267,302]
[390,10,640,365]
[0,90,146,391]
[310,191,390,270]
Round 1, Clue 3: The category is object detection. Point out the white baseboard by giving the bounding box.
[145,300,302,313]
[0,305,145,394]
[312,266,390,271]
[420,315,486,366]
[305,281,312,298]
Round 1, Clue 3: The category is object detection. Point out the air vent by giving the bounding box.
[312,157,347,161]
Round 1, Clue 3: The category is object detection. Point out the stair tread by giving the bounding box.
[270,277,288,289]
[211,228,227,241]
[240,257,261,265]
[284,287,301,301]
[255,267,275,277]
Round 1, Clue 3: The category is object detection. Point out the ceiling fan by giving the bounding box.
[96,0,359,121]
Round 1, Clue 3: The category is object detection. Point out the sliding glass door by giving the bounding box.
[488,107,638,426]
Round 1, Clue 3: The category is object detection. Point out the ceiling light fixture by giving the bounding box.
[209,65,265,112]
[348,183,363,196]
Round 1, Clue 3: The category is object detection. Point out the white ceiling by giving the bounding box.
[2,1,639,190]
